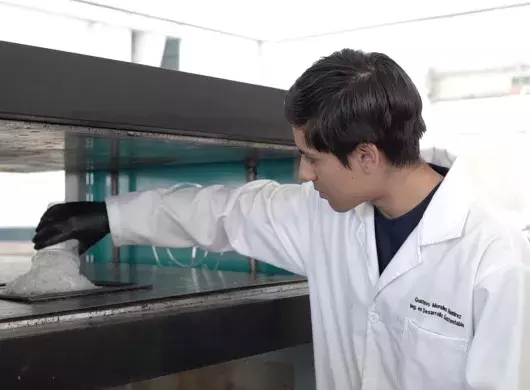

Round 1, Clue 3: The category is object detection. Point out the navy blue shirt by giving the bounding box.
[374,181,442,275]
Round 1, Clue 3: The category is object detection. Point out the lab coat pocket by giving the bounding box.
[399,318,468,390]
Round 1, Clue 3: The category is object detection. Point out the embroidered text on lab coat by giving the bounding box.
[410,297,465,328]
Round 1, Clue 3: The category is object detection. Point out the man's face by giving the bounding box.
[293,127,383,212]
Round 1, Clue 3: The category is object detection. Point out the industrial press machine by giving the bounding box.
[0,41,313,389]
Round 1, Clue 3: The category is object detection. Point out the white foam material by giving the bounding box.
[4,203,96,296]
[4,241,96,295]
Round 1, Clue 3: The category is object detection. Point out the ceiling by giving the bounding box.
[77,0,530,41]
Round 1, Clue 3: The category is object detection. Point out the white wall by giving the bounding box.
[129,26,261,83]
[0,4,132,61]
[178,28,260,84]
[0,3,261,84]
[261,5,530,87]
[0,171,65,227]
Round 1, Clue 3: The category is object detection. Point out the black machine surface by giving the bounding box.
[0,264,310,389]
[0,40,295,146]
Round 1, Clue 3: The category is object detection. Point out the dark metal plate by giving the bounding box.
[0,41,294,147]
[0,119,297,173]
[0,265,306,324]
[0,281,152,303]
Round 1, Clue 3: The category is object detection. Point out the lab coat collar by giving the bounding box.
[357,146,470,246]
[355,147,472,290]
[418,147,471,247]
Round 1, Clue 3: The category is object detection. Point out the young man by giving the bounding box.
[33,49,530,390]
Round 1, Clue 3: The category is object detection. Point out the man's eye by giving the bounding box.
[303,155,316,164]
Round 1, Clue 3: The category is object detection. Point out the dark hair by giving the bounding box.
[284,48,426,167]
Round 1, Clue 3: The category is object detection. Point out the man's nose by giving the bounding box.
[298,158,317,182]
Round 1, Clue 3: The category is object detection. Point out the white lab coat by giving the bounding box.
[105,147,530,390]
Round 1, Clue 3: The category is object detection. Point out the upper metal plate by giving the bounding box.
[0,120,297,172]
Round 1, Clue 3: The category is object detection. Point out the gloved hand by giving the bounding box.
[33,202,110,254]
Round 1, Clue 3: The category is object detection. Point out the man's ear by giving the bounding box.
[349,143,380,173]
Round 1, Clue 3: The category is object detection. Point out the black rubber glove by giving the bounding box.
[33,202,110,254]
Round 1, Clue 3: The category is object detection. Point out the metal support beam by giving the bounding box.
[245,158,258,277]
[110,139,120,263]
